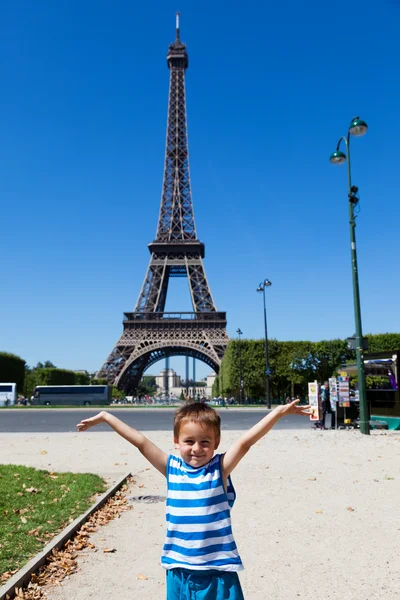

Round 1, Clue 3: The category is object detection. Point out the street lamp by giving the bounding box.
[236,328,243,404]
[329,116,370,435]
[257,279,272,409]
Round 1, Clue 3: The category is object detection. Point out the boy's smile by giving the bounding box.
[174,421,220,467]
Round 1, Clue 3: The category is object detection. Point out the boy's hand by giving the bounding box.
[76,411,107,432]
[277,400,312,416]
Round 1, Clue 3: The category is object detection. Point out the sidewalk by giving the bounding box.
[1,428,399,599]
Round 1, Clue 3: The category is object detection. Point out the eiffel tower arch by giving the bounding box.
[97,15,229,393]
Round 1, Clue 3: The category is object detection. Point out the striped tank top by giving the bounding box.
[161,453,243,572]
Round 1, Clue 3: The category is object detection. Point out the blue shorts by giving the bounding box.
[166,567,244,600]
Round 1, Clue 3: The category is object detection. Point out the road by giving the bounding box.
[0,408,311,433]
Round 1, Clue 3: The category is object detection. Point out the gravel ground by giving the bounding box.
[1,427,399,599]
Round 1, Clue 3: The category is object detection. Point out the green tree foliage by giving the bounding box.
[112,386,125,400]
[0,352,26,392]
[35,361,56,369]
[212,376,219,398]
[136,375,157,398]
[91,378,108,386]
[143,375,157,389]
[24,370,38,398]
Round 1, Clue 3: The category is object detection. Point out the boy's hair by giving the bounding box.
[174,402,221,440]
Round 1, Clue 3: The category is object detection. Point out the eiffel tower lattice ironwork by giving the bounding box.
[97,15,229,393]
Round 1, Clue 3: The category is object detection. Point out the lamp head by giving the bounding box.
[236,328,242,335]
[349,116,368,137]
[264,279,272,287]
[256,286,263,292]
[329,150,347,165]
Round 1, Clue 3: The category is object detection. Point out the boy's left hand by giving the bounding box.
[277,400,312,416]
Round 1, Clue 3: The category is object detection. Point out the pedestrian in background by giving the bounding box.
[320,381,335,429]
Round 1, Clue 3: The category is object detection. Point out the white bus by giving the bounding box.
[0,383,17,407]
[31,385,111,406]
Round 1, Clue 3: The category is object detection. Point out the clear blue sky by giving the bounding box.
[1,1,399,381]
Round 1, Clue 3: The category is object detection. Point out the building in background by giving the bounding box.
[155,368,181,392]
[206,372,217,398]
[154,368,216,400]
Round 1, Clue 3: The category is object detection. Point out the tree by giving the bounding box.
[212,376,219,399]
[91,378,108,386]
[136,375,157,398]
[35,360,56,369]
[112,386,125,400]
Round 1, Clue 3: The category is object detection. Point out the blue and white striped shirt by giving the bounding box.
[161,453,244,571]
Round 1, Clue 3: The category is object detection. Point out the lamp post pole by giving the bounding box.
[257,279,272,409]
[330,117,370,435]
[237,328,243,405]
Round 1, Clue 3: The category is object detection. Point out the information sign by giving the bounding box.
[308,380,320,421]
[338,376,350,407]
[328,377,337,412]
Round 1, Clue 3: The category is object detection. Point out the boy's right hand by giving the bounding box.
[76,411,107,432]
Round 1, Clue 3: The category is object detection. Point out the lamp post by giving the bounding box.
[330,116,370,435]
[236,328,243,404]
[257,279,272,409]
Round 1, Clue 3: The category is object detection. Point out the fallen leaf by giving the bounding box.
[315,510,323,514]
[26,487,38,494]
[346,507,355,512]
[40,450,47,455]
[137,573,148,580]
[20,516,27,524]
[103,548,116,553]
[307,477,317,481]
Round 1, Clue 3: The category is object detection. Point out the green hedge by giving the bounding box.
[366,333,400,353]
[0,352,26,392]
[24,368,90,398]
[217,333,400,401]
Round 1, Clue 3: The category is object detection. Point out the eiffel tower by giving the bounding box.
[97,15,229,393]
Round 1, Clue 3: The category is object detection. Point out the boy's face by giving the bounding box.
[174,421,220,467]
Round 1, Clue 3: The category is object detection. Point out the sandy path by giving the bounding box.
[1,428,399,599]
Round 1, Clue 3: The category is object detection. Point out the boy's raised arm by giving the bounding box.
[77,411,168,476]
[222,401,310,478]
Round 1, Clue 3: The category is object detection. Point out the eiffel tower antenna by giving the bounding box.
[97,16,229,393]
[176,12,180,42]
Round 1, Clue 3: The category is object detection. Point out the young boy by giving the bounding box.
[77,400,310,599]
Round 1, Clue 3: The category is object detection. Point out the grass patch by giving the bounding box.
[0,464,106,576]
